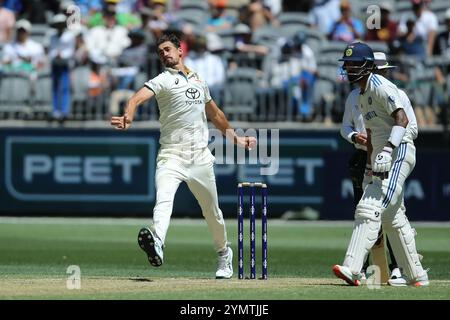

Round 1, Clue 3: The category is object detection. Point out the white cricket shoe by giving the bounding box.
[388,271,429,287]
[390,267,402,279]
[332,265,361,286]
[411,272,430,287]
[138,227,164,267]
[387,267,407,286]
[216,247,233,279]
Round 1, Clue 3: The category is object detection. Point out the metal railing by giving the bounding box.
[0,53,448,125]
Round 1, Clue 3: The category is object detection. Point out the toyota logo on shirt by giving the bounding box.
[185,88,200,99]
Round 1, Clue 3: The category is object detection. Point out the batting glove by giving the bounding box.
[373,146,392,176]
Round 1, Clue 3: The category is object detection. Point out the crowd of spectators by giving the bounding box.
[0,0,449,127]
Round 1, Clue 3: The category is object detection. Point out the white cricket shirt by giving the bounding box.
[145,67,212,162]
[358,73,417,155]
[342,85,418,150]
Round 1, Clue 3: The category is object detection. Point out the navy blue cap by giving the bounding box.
[339,42,374,62]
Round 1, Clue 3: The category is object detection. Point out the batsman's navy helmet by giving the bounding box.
[339,42,375,83]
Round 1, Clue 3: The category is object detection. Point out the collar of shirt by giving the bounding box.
[360,73,373,95]
[165,66,198,79]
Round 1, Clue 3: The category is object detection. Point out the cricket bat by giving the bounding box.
[371,230,390,284]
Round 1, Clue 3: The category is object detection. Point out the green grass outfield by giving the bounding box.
[0,217,449,300]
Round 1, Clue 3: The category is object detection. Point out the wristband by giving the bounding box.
[388,125,406,148]
[382,146,393,154]
[350,133,357,143]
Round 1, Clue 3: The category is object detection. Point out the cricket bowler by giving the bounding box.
[111,34,256,279]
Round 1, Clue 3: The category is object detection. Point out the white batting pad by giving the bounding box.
[383,210,426,281]
[343,200,381,273]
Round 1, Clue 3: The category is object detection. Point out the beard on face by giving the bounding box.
[162,56,178,68]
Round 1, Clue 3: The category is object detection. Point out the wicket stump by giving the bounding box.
[237,182,268,280]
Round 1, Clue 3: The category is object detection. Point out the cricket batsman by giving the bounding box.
[333,42,428,286]
[340,51,420,283]
[111,34,256,279]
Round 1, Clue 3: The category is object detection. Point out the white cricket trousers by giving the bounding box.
[151,149,228,253]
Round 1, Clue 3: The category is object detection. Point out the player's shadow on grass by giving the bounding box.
[129,277,153,282]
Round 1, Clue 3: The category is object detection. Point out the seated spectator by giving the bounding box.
[88,0,141,29]
[395,18,433,126]
[328,0,364,43]
[263,39,297,117]
[0,0,16,43]
[85,6,131,66]
[296,34,317,122]
[59,1,88,35]
[396,18,426,61]
[71,0,102,18]
[268,33,317,122]
[234,23,269,55]
[398,0,438,57]
[147,0,178,39]
[87,55,109,118]
[266,40,301,89]
[184,35,226,105]
[206,0,235,32]
[239,0,276,33]
[114,29,147,88]
[136,6,156,44]
[309,0,341,36]
[365,1,398,45]
[109,28,148,115]
[48,14,76,123]
[2,19,46,73]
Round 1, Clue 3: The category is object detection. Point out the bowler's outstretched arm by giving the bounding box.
[111,87,154,130]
